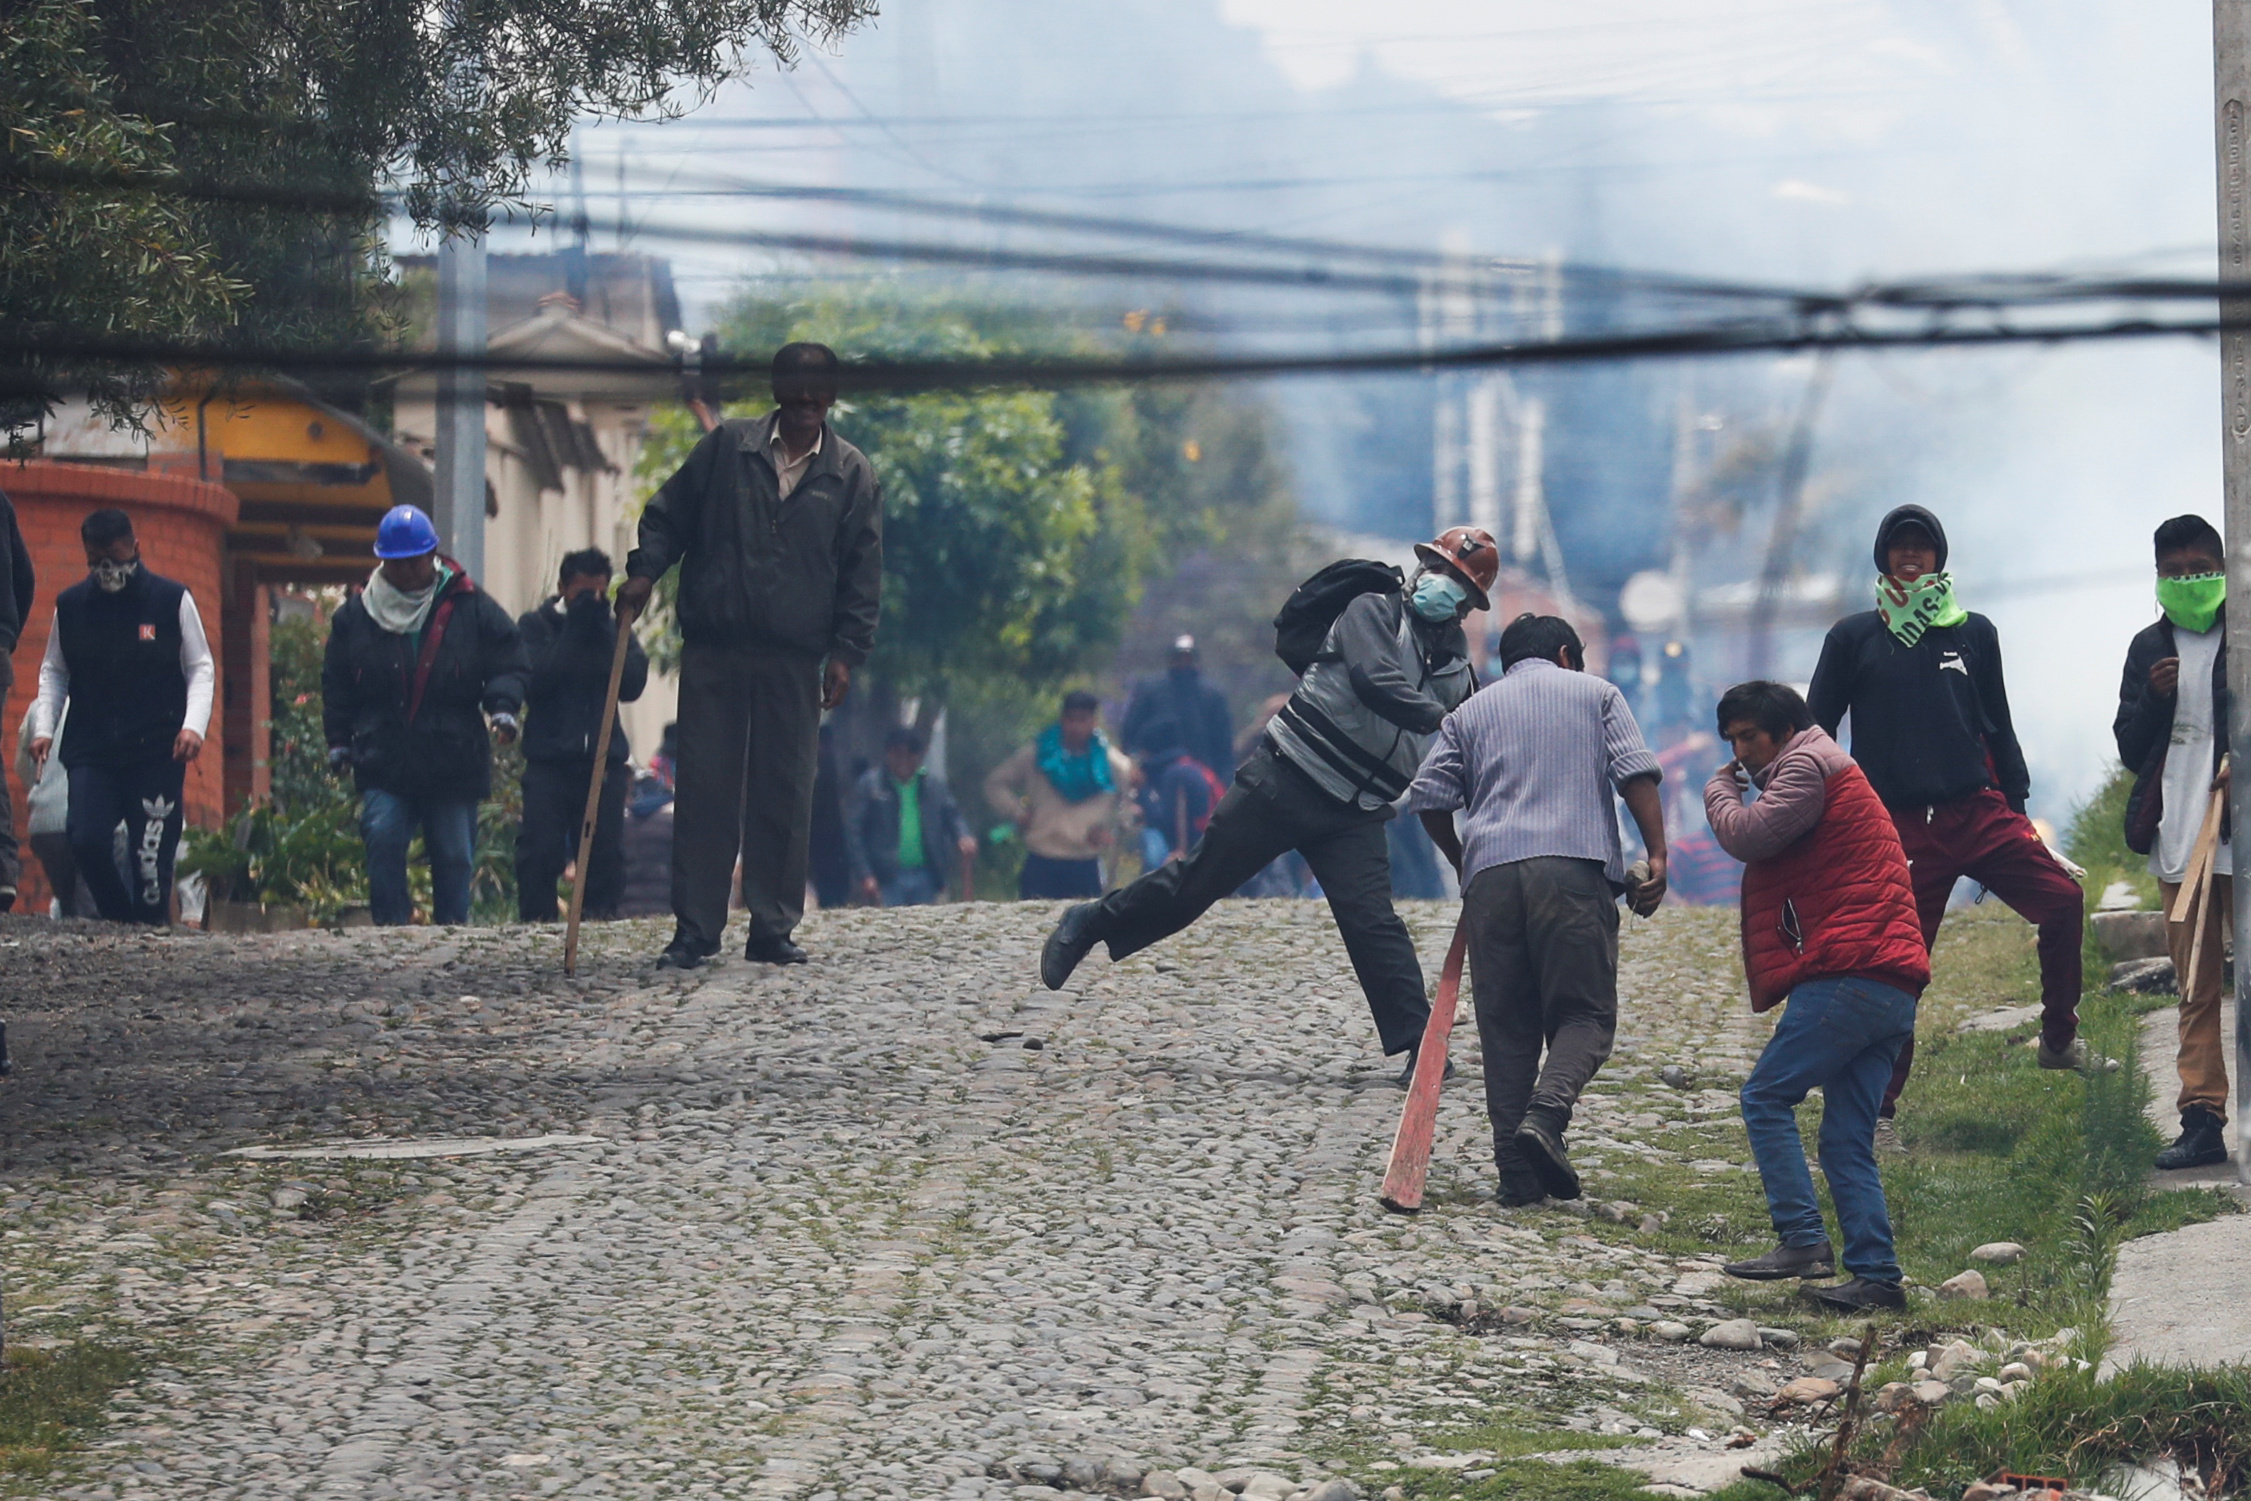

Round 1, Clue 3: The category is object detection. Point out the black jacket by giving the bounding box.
[627,411,883,663]
[517,594,649,766]
[2115,616,2230,834]
[843,765,969,888]
[321,569,529,802]
[1123,668,1236,781]
[1807,610,2030,813]
[53,567,186,769]
[0,487,34,654]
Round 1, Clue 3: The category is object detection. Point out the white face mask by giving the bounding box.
[90,557,139,593]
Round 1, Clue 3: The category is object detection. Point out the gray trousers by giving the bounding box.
[671,642,822,950]
[1464,856,1619,1166]
[0,653,16,894]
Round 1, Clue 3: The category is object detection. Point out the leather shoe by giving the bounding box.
[1041,902,1105,990]
[1724,1241,1835,1281]
[2155,1106,2229,1171]
[1804,1275,1907,1312]
[1495,1150,1546,1207]
[1395,1045,1458,1090]
[745,934,809,965]
[656,941,707,970]
[1512,1109,1581,1201]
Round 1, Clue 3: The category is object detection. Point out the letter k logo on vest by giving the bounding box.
[138,623,156,641]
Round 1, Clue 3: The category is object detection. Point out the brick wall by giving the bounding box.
[1,462,238,914]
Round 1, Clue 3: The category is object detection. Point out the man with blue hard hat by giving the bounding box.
[617,342,883,969]
[321,503,528,925]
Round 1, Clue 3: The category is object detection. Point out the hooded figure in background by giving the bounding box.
[1806,505,2091,1136]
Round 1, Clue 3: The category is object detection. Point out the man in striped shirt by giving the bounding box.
[1411,613,1667,1206]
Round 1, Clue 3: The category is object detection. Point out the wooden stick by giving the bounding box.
[562,613,636,977]
[1379,918,1469,1214]
[1814,1321,1880,1501]
[2187,765,2234,990]
[2171,778,2226,924]
[959,840,976,904]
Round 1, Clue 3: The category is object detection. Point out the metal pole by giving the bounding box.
[2211,0,2251,1180]
[435,219,487,580]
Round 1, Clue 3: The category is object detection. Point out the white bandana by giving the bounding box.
[363,565,441,636]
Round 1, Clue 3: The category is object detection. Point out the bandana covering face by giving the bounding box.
[1036,723,1116,803]
[2157,573,2226,634]
[90,557,138,593]
[1874,571,1968,646]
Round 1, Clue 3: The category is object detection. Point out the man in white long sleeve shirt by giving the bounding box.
[25,508,214,924]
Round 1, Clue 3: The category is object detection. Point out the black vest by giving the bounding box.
[55,567,189,769]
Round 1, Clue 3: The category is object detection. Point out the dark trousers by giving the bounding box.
[1463,857,1620,1168]
[672,642,822,950]
[1020,852,1103,900]
[0,654,16,894]
[1883,788,2084,1115]
[517,758,627,923]
[1092,745,1429,1054]
[67,758,185,925]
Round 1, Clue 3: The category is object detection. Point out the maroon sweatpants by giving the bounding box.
[1880,787,2083,1116]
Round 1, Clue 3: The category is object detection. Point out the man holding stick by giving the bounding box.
[618,343,883,970]
[2115,514,2234,1171]
[1410,613,1666,1206]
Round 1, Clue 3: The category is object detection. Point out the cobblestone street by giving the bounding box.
[1,901,1821,1500]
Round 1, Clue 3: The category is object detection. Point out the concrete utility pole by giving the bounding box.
[434,222,487,582]
[2213,0,2251,1178]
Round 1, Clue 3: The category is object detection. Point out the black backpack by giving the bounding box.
[1272,559,1402,676]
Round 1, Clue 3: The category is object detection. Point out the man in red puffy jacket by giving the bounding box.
[1704,681,1931,1313]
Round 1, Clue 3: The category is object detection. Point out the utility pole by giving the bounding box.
[2213,0,2251,1179]
[434,222,487,580]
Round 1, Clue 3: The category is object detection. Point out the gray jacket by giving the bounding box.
[1267,591,1475,810]
[627,411,884,664]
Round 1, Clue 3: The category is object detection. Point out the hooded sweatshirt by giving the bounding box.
[1804,505,2032,813]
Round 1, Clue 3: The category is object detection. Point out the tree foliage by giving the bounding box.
[1,0,874,441]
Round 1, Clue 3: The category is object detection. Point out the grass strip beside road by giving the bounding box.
[0,1342,137,1484]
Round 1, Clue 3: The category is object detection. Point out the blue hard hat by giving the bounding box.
[374,504,441,560]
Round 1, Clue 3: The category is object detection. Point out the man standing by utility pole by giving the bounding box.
[617,343,883,970]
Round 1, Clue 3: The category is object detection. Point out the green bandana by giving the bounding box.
[2157,573,2226,634]
[1874,571,1968,647]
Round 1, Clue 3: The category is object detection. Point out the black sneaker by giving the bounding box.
[745,934,809,965]
[1513,1109,1581,1201]
[1395,1045,1458,1090]
[1804,1276,1906,1312]
[1724,1241,1836,1282]
[2155,1106,2229,1171]
[1040,902,1105,990]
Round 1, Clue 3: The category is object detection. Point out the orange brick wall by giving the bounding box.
[0,462,238,914]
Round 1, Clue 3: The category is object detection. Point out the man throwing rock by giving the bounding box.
[1410,613,1666,1205]
[618,343,883,969]
[1705,681,1929,1313]
[1040,528,1493,1077]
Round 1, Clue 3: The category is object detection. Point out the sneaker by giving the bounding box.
[2036,1036,2116,1073]
[1040,902,1106,990]
[1804,1275,1907,1312]
[2155,1106,2230,1171]
[1873,1117,1905,1155]
[1395,1046,1458,1090]
[1723,1241,1836,1282]
[1513,1109,1581,1201]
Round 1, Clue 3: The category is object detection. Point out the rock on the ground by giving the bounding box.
[1700,1318,1762,1350]
[1774,1376,1841,1405]
[1931,1340,1984,1380]
[1303,1482,1361,1501]
[1970,1241,2026,1265]
[1755,1326,1800,1349]
[1939,1269,1991,1299]
[1910,1380,1953,1406]
[1651,1321,1693,1342]
[1145,1474,1189,1500]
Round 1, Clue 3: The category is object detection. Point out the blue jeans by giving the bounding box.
[880,866,941,907]
[361,789,477,926]
[1740,976,1917,1284]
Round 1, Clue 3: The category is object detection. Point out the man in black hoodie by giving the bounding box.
[1808,506,2087,1125]
[515,549,649,924]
